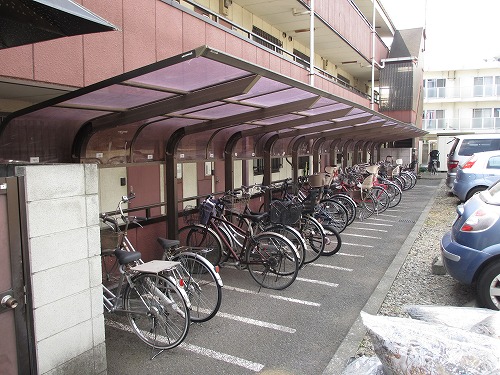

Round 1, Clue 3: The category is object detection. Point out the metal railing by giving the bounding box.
[180,0,372,101]
[423,117,500,132]
[424,85,500,100]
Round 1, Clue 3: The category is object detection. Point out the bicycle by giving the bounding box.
[179,195,300,290]
[100,204,190,353]
[156,237,223,323]
[101,194,223,324]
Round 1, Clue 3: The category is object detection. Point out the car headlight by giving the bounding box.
[460,208,499,232]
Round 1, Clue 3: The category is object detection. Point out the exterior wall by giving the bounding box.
[0,0,373,111]
[16,164,104,375]
[421,63,500,167]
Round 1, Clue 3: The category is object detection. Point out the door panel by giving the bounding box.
[0,177,34,374]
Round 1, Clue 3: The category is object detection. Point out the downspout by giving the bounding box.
[309,0,315,86]
[371,0,376,110]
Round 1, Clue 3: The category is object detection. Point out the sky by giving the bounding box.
[381,0,500,70]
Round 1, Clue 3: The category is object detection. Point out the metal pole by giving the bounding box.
[309,0,315,86]
[371,0,376,110]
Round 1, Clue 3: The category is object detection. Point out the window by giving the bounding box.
[474,76,495,97]
[423,110,445,130]
[337,74,350,86]
[252,26,282,54]
[293,49,310,68]
[487,156,500,169]
[472,108,493,129]
[424,78,446,98]
[253,158,282,175]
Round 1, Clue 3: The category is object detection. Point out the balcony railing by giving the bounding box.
[423,117,500,132]
[424,85,500,100]
[181,0,372,101]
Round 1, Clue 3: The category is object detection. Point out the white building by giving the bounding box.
[421,59,500,170]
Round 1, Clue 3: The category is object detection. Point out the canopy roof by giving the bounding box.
[0,46,426,164]
[0,0,118,49]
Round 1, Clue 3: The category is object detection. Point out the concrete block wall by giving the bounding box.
[17,164,106,375]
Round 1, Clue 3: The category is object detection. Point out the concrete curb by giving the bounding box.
[322,178,445,375]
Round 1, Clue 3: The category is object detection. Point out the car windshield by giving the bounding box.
[485,179,500,205]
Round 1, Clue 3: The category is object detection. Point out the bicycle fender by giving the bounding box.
[172,252,223,287]
[166,275,192,309]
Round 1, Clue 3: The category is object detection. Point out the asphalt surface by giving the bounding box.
[104,176,443,375]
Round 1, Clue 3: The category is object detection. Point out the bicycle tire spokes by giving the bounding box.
[246,233,298,290]
[124,273,189,350]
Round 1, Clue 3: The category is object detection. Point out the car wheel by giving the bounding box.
[465,186,487,201]
[476,262,500,310]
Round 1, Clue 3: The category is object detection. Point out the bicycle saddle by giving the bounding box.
[241,212,268,223]
[157,237,180,250]
[114,248,142,265]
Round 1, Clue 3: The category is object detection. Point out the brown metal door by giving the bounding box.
[0,177,35,375]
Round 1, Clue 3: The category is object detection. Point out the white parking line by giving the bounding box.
[337,252,365,257]
[296,276,339,287]
[355,222,393,227]
[310,263,353,272]
[347,227,388,232]
[377,213,398,218]
[342,242,374,248]
[214,311,296,333]
[105,319,265,372]
[366,218,394,223]
[342,233,381,239]
[223,285,321,307]
[181,343,265,372]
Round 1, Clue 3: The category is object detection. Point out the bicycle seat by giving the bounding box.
[157,237,180,250]
[114,248,142,265]
[241,212,268,223]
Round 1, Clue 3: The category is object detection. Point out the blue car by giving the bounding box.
[452,150,500,202]
[441,179,500,310]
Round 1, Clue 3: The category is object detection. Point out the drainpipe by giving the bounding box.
[309,0,315,86]
[371,0,376,110]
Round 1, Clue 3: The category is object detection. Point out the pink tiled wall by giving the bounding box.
[0,0,369,108]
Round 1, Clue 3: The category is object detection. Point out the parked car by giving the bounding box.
[446,134,500,188]
[441,179,500,310]
[452,150,500,201]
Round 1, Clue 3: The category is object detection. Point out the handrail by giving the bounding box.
[180,0,374,101]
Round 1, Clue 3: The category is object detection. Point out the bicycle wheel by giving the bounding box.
[371,186,390,213]
[295,215,326,265]
[320,224,342,256]
[246,232,299,290]
[123,273,190,350]
[317,199,348,233]
[329,193,356,226]
[265,224,306,268]
[356,191,376,221]
[172,253,222,323]
[385,181,402,208]
[178,224,223,266]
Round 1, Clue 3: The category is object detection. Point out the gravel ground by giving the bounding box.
[355,176,476,357]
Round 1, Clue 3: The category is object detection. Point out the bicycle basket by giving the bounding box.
[270,200,302,225]
[199,199,216,225]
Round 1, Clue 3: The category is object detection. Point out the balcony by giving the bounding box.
[423,117,500,132]
[424,85,500,101]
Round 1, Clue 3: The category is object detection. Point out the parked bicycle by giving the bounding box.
[100,200,190,353]
[179,195,300,290]
[101,194,223,324]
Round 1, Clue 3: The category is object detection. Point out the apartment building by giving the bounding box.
[0,1,426,374]
[421,60,500,169]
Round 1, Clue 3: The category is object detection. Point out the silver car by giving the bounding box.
[452,150,500,201]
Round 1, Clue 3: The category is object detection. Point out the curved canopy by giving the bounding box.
[0,45,426,164]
